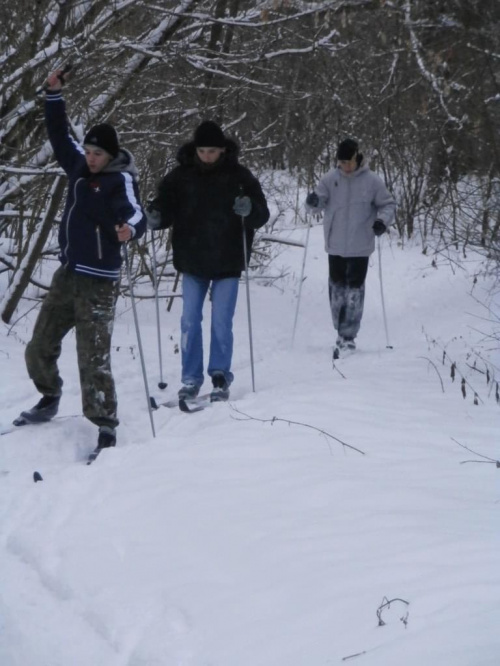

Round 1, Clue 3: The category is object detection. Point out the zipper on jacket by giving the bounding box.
[96,225,103,260]
[64,177,84,265]
[345,176,353,255]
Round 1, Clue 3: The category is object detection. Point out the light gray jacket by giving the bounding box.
[307,160,396,257]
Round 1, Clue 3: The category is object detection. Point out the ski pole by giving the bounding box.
[241,215,256,392]
[123,243,156,437]
[377,236,393,349]
[291,210,312,347]
[150,230,167,389]
[1,63,75,128]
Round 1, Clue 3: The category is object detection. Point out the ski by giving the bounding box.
[0,414,78,437]
[179,392,232,412]
[1,424,23,436]
[86,447,103,465]
[0,415,41,434]
[151,394,230,413]
[177,396,211,414]
[179,396,231,413]
[150,392,229,414]
[332,345,356,363]
[87,434,116,465]
[150,393,211,411]
[331,346,356,378]
[334,349,356,361]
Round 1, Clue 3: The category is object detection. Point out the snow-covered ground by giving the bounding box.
[0,224,498,666]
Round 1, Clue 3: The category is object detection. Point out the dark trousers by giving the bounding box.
[25,266,119,429]
[328,255,369,340]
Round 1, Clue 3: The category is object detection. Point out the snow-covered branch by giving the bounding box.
[404,0,463,126]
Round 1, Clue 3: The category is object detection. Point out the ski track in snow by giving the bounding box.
[0,228,499,665]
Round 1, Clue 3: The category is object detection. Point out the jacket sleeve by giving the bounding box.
[372,175,396,227]
[239,168,270,230]
[305,171,332,213]
[152,170,178,229]
[111,173,147,240]
[45,90,86,175]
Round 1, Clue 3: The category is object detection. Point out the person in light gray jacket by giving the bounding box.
[306,138,395,355]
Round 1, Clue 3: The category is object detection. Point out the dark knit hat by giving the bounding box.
[337,138,359,161]
[83,123,119,158]
[194,121,226,148]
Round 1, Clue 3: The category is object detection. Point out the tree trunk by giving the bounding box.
[1,177,65,323]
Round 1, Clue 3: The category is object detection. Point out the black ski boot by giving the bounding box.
[210,372,230,402]
[98,426,117,449]
[343,337,356,350]
[333,336,356,362]
[178,383,200,401]
[15,395,60,426]
[87,426,116,464]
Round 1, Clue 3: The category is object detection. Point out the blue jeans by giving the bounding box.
[180,273,239,388]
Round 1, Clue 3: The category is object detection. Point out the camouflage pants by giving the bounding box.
[328,255,369,340]
[25,266,119,429]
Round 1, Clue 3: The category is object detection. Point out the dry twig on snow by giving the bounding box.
[452,437,500,468]
[230,405,365,455]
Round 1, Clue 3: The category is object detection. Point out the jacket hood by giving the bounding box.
[176,138,240,167]
[104,148,139,178]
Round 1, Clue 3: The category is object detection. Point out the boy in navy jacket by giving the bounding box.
[18,69,146,451]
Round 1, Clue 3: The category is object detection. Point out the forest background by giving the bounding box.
[0,0,499,325]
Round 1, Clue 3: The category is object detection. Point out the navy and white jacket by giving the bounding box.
[45,90,146,280]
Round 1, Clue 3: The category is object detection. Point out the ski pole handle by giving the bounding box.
[57,63,73,85]
[37,63,73,94]
[115,223,133,243]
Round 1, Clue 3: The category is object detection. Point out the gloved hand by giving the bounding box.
[146,208,162,230]
[372,219,387,236]
[233,196,252,218]
[306,192,319,208]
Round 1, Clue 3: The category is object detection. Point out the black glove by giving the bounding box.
[372,220,386,236]
[306,192,319,207]
[147,199,160,213]
[145,199,161,229]
[233,196,252,217]
[146,210,161,230]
